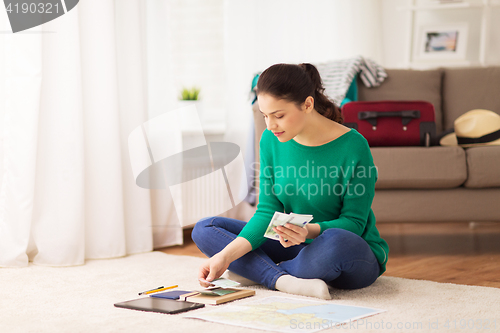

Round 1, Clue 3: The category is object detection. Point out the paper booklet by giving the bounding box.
[179,288,255,305]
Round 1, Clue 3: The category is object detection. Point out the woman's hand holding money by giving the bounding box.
[274,223,308,247]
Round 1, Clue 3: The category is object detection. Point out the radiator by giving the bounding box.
[180,165,230,228]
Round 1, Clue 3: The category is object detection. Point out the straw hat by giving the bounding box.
[439,109,500,147]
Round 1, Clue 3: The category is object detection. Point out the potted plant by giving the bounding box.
[179,87,200,101]
[177,86,203,119]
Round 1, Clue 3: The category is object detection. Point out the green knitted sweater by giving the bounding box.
[238,127,389,276]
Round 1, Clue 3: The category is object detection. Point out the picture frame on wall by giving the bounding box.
[414,23,469,62]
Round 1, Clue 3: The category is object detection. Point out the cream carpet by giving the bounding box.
[1,251,499,333]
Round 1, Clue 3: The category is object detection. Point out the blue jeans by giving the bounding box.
[191,216,380,291]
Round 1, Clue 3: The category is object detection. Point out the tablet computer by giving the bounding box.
[114,297,204,314]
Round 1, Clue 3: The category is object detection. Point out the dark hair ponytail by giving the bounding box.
[256,63,343,124]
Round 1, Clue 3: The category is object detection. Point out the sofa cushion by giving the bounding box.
[442,67,500,130]
[372,188,500,223]
[357,69,444,135]
[463,146,500,188]
[371,146,467,189]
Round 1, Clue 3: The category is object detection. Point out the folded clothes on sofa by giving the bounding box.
[314,55,387,106]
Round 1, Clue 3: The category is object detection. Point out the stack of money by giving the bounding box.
[264,212,314,240]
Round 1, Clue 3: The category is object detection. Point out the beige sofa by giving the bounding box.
[251,67,500,223]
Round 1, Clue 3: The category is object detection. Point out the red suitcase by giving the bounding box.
[341,101,437,147]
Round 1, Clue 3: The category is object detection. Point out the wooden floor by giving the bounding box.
[159,221,500,288]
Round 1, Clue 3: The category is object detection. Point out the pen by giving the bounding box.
[139,286,164,295]
[141,285,178,295]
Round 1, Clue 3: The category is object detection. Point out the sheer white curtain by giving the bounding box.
[0,0,182,267]
[224,0,384,220]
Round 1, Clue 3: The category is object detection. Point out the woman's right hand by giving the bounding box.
[198,253,230,288]
[197,237,253,288]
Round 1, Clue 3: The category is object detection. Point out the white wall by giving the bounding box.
[165,0,500,127]
[380,0,412,68]
[164,0,500,130]
[380,0,500,68]
[489,1,500,64]
[168,0,226,123]
[223,0,385,156]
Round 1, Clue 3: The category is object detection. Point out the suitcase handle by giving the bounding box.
[358,110,420,126]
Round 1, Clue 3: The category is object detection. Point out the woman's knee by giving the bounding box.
[322,227,352,237]
[191,216,216,244]
[321,228,359,244]
[316,228,370,255]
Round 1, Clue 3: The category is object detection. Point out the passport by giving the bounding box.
[149,290,193,300]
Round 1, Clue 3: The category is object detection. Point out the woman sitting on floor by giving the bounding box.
[192,63,389,300]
